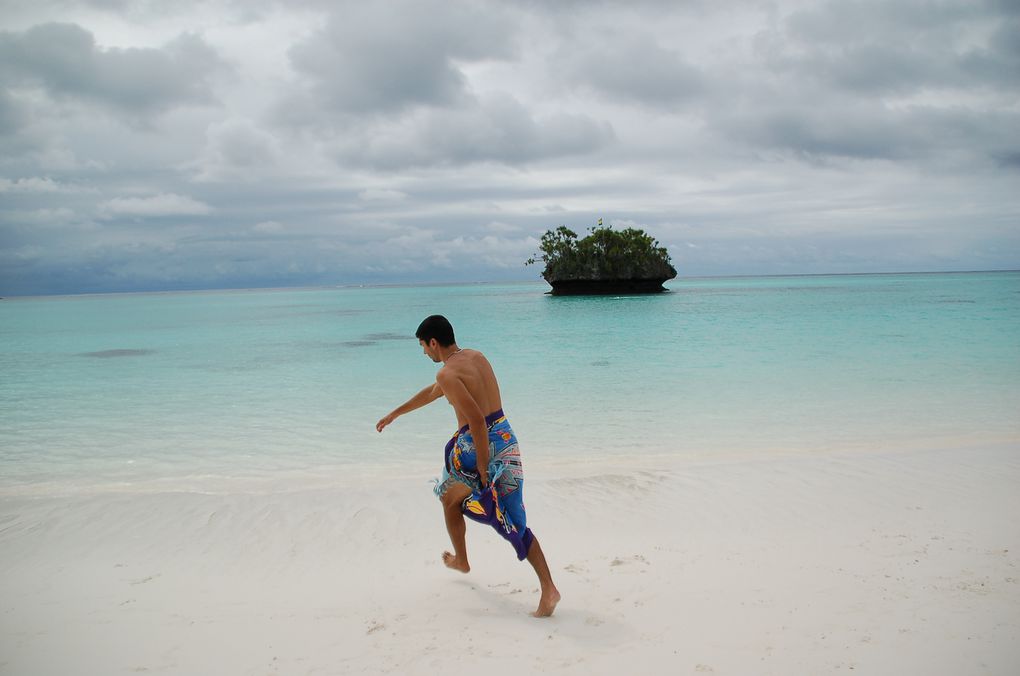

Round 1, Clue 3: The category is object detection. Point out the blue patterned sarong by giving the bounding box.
[434,409,534,560]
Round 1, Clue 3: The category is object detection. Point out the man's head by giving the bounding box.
[416,315,456,362]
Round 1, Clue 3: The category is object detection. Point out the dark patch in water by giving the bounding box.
[80,349,155,358]
[364,332,410,341]
[335,333,409,348]
[933,299,976,304]
[341,340,376,348]
[327,309,371,317]
[591,360,610,366]
[274,308,369,319]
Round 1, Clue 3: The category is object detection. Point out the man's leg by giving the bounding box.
[440,482,473,573]
[525,536,561,617]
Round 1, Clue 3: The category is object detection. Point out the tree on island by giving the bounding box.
[526,223,677,295]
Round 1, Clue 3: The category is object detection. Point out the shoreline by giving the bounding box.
[2,432,1016,499]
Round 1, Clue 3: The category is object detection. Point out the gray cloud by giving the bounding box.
[189,117,283,181]
[336,94,614,169]
[964,17,1020,84]
[288,1,515,116]
[996,151,1020,169]
[562,33,706,107]
[0,87,28,135]
[712,95,1020,164]
[0,176,92,193]
[762,2,1020,94]
[277,1,614,170]
[0,23,227,115]
[684,2,1020,165]
[206,119,276,168]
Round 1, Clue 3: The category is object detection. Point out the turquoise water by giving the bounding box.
[2,272,1018,489]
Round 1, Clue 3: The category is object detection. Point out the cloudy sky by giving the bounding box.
[1,0,1018,295]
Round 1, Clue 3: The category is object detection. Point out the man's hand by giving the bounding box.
[376,412,397,433]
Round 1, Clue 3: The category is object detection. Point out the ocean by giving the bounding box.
[2,271,1018,492]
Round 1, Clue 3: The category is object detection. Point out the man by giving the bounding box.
[376,315,560,618]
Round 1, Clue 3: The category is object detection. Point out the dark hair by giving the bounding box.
[416,315,456,347]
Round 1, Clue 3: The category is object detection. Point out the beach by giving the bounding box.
[2,441,1018,674]
[2,274,1019,674]
[3,0,1019,670]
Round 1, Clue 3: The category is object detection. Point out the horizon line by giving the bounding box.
[2,268,1018,300]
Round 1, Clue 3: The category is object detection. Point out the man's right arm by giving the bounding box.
[376,382,443,432]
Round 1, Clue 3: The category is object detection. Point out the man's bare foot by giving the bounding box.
[532,587,561,617]
[442,551,470,573]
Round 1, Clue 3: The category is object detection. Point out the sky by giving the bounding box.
[1,0,1018,295]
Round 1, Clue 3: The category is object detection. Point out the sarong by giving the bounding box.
[434,409,534,560]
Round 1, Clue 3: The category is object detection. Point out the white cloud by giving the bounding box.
[0,177,60,192]
[101,193,212,216]
[358,188,409,202]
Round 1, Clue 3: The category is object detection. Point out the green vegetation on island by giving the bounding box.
[526,223,677,295]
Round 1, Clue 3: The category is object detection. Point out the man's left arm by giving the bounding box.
[436,370,490,485]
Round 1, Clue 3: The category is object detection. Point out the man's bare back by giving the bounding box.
[436,349,502,428]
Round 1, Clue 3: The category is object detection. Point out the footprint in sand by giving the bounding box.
[610,554,649,567]
[129,574,160,585]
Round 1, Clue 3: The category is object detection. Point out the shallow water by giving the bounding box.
[2,272,1018,489]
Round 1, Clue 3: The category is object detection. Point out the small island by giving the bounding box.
[527,224,677,295]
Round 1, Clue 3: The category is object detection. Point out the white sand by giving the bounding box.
[2,442,1019,675]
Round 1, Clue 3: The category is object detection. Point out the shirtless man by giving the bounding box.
[376,315,560,618]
